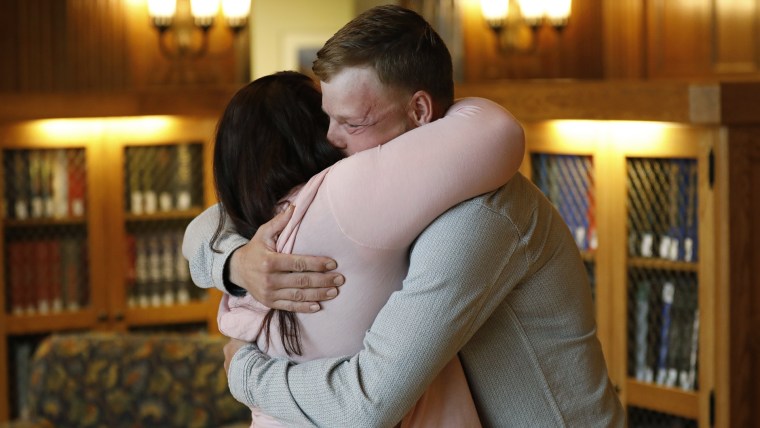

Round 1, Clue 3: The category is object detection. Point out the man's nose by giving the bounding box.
[327,121,345,150]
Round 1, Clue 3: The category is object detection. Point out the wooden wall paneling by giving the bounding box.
[0,1,19,92]
[646,0,713,78]
[713,0,760,75]
[724,127,760,428]
[461,0,603,81]
[602,0,645,78]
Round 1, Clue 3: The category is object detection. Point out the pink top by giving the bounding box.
[219,97,523,427]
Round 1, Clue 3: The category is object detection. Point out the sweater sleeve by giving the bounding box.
[182,203,249,293]
[326,97,524,249]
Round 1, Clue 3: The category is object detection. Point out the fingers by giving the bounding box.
[260,251,338,274]
[266,285,341,313]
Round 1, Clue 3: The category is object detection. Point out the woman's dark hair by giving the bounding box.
[211,71,344,355]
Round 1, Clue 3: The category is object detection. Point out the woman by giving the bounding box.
[211,71,523,427]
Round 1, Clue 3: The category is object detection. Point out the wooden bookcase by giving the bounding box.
[0,91,233,421]
[457,80,759,427]
[1,82,757,425]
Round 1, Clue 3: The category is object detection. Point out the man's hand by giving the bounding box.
[224,338,247,376]
[230,205,345,313]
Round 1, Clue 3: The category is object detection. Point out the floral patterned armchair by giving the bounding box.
[24,332,249,428]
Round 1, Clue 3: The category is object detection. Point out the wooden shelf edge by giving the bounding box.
[628,257,698,272]
[626,378,700,420]
[124,301,211,327]
[5,310,98,334]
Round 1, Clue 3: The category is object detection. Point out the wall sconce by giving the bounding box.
[147,0,251,81]
[480,0,571,52]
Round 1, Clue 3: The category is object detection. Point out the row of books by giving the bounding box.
[631,277,699,391]
[627,158,698,262]
[125,231,204,308]
[532,154,597,251]
[3,149,87,220]
[125,144,200,215]
[6,239,87,316]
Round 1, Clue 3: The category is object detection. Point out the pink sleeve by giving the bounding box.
[325,97,524,249]
[217,293,268,342]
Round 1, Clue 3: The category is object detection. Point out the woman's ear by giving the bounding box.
[408,90,434,126]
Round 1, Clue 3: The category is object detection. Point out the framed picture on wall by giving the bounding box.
[281,33,334,80]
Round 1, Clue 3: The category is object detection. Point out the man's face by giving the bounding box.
[320,67,413,155]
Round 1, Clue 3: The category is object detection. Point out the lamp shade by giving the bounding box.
[480,0,509,30]
[190,0,220,28]
[518,0,546,26]
[222,0,251,20]
[545,0,572,26]
[147,0,176,29]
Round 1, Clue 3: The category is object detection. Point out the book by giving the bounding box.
[28,150,43,218]
[633,280,653,382]
[148,236,162,307]
[143,148,157,214]
[655,281,676,385]
[67,149,86,217]
[161,233,177,306]
[52,149,69,218]
[125,234,137,308]
[60,238,83,311]
[681,307,700,391]
[135,236,150,308]
[156,146,174,212]
[13,150,30,220]
[48,240,63,313]
[34,240,51,314]
[683,160,698,262]
[175,231,191,304]
[13,341,33,420]
[8,242,25,315]
[42,150,55,218]
[128,147,144,215]
[175,144,193,210]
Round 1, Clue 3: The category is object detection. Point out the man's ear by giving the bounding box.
[408,91,434,126]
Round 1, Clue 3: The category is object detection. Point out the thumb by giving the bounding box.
[257,204,295,247]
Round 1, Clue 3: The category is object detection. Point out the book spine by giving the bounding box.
[61,238,82,311]
[125,234,137,308]
[156,146,174,212]
[655,281,676,385]
[135,236,150,308]
[14,151,30,220]
[175,230,191,304]
[35,240,51,314]
[29,150,43,218]
[143,148,157,214]
[634,280,652,382]
[128,147,143,215]
[67,148,86,217]
[48,240,63,313]
[161,233,177,305]
[52,149,69,218]
[175,144,193,210]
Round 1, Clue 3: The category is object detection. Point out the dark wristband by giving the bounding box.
[223,248,247,297]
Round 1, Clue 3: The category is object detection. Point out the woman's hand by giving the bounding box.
[229,205,345,313]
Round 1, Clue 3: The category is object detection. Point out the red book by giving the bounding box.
[48,240,63,312]
[34,240,51,314]
[8,242,24,315]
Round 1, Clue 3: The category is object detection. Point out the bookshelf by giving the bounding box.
[0,110,223,421]
[0,82,757,425]
[457,80,760,428]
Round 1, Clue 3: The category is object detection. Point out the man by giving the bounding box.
[183,5,624,427]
